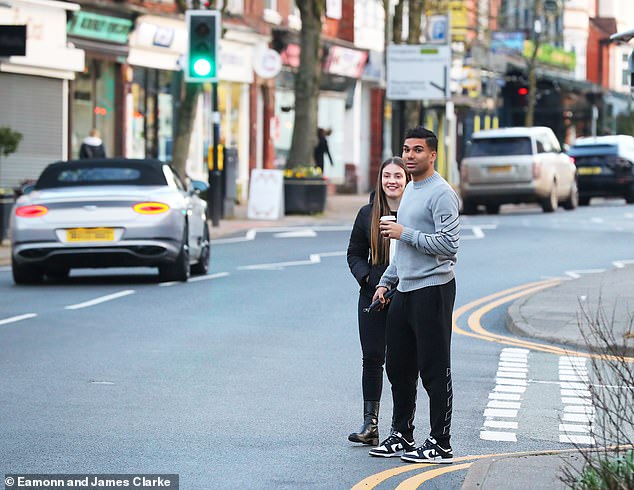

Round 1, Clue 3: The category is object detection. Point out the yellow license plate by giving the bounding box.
[577,166,602,175]
[488,165,512,173]
[66,228,115,242]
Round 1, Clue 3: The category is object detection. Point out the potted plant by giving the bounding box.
[283,165,328,214]
[0,126,22,241]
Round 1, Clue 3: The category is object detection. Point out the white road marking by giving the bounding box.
[496,371,527,379]
[211,226,351,244]
[561,389,591,397]
[484,420,518,429]
[487,400,521,409]
[558,356,595,445]
[613,259,634,268]
[484,408,518,418]
[481,348,528,442]
[560,434,595,445]
[274,230,318,238]
[188,272,230,283]
[462,224,498,240]
[0,313,37,325]
[480,430,517,442]
[238,251,345,271]
[159,272,231,287]
[489,393,521,401]
[65,290,135,310]
[564,269,605,279]
[561,397,592,405]
[559,424,591,433]
[496,378,527,386]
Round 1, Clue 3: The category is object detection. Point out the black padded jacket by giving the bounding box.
[346,203,389,299]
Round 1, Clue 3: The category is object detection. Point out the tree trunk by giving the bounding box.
[525,42,539,127]
[393,0,404,44]
[525,0,543,127]
[172,83,201,179]
[404,0,424,129]
[287,1,324,169]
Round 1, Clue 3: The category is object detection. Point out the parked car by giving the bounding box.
[10,158,210,284]
[566,135,634,205]
[460,127,578,214]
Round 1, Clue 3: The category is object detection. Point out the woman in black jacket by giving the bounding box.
[346,156,409,445]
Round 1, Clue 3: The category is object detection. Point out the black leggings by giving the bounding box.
[357,294,389,402]
[385,280,455,446]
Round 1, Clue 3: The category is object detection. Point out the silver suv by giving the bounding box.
[460,127,578,214]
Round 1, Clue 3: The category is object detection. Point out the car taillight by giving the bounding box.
[15,205,48,218]
[532,160,542,179]
[132,202,170,214]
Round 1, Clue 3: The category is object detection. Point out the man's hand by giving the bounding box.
[372,286,389,310]
[379,221,403,240]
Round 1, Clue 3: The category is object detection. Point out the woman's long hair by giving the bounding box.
[370,156,409,265]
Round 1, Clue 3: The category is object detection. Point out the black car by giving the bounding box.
[567,135,634,205]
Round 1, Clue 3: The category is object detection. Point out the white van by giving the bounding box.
[459,127,578,214]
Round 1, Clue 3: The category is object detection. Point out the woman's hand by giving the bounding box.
[379,221,403,240]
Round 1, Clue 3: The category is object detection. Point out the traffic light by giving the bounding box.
[517,86,528,106]
[185,10,220,83]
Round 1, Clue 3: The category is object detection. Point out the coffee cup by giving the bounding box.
[380,215,396,223]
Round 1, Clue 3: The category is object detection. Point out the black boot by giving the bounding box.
[348,401,380,446]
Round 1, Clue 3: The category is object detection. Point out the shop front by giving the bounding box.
[215,38,254,201]
[126,15,186,163]
[67,9,133,158]
[0,0,84,189]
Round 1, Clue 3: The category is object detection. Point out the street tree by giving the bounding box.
[286,0,326,169]
[172,0,226,179]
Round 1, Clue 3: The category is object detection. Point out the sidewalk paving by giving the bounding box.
[3,194,631,488]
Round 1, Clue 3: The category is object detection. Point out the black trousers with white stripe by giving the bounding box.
[385,279,455,446]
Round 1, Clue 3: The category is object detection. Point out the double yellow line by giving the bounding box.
[351,279,634,489]
[453,278,634,362]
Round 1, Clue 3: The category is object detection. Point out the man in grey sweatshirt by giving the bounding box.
[368,126,460,464]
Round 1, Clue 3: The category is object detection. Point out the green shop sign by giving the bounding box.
[524,41,576,71]
[67,11,132,44]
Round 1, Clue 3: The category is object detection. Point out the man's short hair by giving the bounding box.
[404,126,438,152]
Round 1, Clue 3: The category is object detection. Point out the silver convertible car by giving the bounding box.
[10,158,211,284]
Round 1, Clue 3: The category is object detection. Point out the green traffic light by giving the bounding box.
[192,58,212,77]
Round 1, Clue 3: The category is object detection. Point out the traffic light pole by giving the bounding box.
[209,82,222,227]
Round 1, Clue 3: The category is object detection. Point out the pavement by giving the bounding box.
[2,192,633,489]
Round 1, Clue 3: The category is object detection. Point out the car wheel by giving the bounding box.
[190,222,210,276]
[158,230,190,282]
[541,185,558,213]
[485,203,500,215]
[12,257,44,285]
[562,181,579,210]
[461,200,478,215]
[625,186,634,204]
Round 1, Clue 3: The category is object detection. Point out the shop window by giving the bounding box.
[128,67,174,161]
[72,58,116,158]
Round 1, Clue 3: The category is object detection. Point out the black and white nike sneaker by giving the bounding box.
[400,437,453,464]
[368,431,416,458]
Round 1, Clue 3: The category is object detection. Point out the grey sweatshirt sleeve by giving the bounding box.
[377,262,398,289]
[400,191,460,257]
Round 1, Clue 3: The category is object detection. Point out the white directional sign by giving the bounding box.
[386,44,451,101]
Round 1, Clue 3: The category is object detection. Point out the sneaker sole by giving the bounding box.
[400,455,453,464]
[369,450,405,458]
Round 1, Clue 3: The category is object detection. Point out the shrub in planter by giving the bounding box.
[283,166,328,215]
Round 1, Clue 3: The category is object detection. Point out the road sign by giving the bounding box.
[386,44,450,101]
